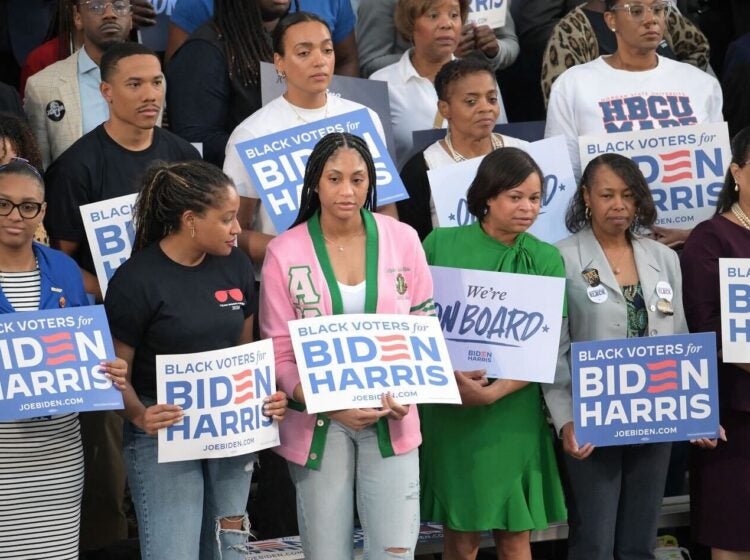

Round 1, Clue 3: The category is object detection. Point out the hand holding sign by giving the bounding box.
[263,391,288,423]
[138,404,184,436]
[561,421,594,460]
[99,357,129,391]
[326,406,392,431]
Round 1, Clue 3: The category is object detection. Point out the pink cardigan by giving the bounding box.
[260,211,434,468]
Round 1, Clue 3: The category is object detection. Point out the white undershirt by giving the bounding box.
[338,281,366,314]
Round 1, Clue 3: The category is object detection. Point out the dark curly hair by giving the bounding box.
[566,153,657,234]
[0,112,43,172]
[434,58,495,102]
[715,126,750,214]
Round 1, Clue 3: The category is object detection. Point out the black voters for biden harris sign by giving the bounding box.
[234,108,408,233]
[0,306,123,421]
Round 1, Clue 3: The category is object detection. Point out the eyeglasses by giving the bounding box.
[79,0,132,16]
[0,157,43,181]
[0,158,45,219]
[0,199,45,219]
[609,2,670,19]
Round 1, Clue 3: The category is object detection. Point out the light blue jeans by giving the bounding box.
[288,422,419,560]
[123,419,256,560]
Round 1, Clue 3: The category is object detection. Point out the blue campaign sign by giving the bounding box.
[234,108,409,233]
[572,333,719,446]
[0,306,123,421]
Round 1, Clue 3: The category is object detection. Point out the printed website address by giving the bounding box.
[19,397,85,412]
[352,390,419,403]
[614,426,678,438]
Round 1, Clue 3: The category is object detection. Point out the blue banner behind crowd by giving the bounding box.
[572,333,719,446]
[235,109,409,233]
[0,306,123,421]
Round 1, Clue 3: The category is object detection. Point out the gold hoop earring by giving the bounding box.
[190,225,196,238]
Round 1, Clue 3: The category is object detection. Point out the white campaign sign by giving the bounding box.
[289,314,461,413]
[430,266,565,382]
[579,123,730,229]
[466,0,507,28]
[156,340,279,463]
[719,258,750,363]
[430,135,575,244]
[80,193,137,297]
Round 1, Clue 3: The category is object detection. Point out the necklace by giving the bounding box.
[286,92,329,124]
[322,229,364,252]
[731,202,750,230]
[604,244,630,275]
[444,131,504,162]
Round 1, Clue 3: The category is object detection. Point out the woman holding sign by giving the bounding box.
[544,0,723,247]
[420,147,567,560]
[0,159,126,558]
[549,153,689,560]
[682,126,750,559]
[223,11,390,267]
[398,58,527,240]
[104,160,287,560]
[261,132,434,560]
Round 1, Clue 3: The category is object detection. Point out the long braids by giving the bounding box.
[133,161,235,251]
[213,0,276,87]
[292,133,378,228]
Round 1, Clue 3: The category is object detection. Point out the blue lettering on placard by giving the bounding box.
[572,333,719,446]
[471,0,504,10]
[729,284,750,312]
[695,149,724,179]
[95,222,134,256]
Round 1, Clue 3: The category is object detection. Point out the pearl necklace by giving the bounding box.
[444,132,504,162]
[732,202,750,230]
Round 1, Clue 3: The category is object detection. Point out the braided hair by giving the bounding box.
[291,133,377,228]
[133,160,235,251]
[214,0,277,86]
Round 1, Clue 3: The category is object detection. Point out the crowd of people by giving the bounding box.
[0,0,749,559]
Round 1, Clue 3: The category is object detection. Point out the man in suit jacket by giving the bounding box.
[24,0,132,169]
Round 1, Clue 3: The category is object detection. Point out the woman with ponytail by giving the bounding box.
[104,160,287,560]
[261,133,433,560]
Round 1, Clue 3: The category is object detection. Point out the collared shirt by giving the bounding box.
[77,47,109,134]
[370,50,506,168]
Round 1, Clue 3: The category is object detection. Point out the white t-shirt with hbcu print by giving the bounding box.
[545,55,723,177]
[223,94,386,237]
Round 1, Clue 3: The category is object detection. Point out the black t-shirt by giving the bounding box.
[166,22,264,167]
[104,243,255,399]
[44,124,201,274]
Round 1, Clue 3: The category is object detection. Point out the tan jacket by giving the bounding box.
[24,52,83,170]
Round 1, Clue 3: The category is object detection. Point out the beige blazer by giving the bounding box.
[24,52,83,170]
[542,227,689,433]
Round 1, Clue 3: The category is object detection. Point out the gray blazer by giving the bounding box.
[542,227,689,433]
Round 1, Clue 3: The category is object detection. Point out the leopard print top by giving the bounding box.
[541,6,710,107]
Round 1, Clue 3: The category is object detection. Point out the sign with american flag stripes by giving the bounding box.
[289,314,460,413]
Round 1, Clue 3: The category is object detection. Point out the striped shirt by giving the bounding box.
[0,269,83,559]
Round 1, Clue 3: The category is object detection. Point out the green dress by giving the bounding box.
[420,222,567,531]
